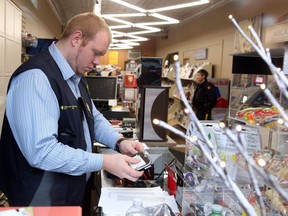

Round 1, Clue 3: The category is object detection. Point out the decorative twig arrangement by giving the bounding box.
[154,15,288,215]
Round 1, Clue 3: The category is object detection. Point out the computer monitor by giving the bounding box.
[85,76,118,110]
[137,57,162,87]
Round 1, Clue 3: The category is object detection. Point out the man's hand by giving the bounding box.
[118,139,144,156]
[102,154,144,182]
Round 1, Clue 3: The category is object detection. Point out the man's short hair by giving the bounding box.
[59,12,112,45]
[197,69,208,79]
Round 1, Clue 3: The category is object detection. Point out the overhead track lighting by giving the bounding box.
[98,0,210,49]
[94,0,101,16]
[149,0,210,13]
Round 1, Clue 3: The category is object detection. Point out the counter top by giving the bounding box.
[144,135,177,147]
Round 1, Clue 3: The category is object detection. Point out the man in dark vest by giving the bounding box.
[192,69,218,120]
[0,12,144,213]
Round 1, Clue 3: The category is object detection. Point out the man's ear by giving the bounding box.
[71,30,83,46]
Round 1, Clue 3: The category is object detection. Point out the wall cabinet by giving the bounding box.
[0,37,4,76]
[5,0,22,42]
[1,0,22,77]
[0,0,5,36]
[5,39,21,76]
[0,0,22,130]
[5,0,14,40]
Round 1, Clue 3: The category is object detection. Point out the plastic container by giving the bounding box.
[209,204,223,216]
[126,198,147,216]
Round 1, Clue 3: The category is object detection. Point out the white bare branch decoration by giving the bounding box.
[153,15,288,215]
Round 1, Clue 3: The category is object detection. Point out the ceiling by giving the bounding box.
[46,0,233,48]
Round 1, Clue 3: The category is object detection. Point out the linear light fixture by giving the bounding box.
[93,0,101,16]
[149,0,210,13]
[99,0,210,49]
[102,13,146,18]
[110,0,146,13]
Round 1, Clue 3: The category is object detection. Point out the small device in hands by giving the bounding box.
[130,152,152,171]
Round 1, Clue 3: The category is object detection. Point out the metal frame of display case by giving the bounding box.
[228,49,288,155]
[180,47,288,216]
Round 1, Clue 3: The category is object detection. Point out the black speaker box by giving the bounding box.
[136,86,169,141]
[136,57,162,87]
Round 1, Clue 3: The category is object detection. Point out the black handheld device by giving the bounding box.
[130,152,152,171]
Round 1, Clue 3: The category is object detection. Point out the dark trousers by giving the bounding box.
[195,108,212,120]
[82,176,93,216]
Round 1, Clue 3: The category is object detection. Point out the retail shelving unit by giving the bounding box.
[164,63,213,129]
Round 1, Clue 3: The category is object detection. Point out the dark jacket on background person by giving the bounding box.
[0,49,94,206]
[192,80,217,120]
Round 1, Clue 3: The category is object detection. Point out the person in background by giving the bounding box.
[192,69,218,120]
[108,70,118,76]
[0,12,144,213]
[87,68,102,76]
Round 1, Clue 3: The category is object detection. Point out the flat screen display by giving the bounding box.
[86,76,117,101]
[232,55,283,75]
[137,57,162,87]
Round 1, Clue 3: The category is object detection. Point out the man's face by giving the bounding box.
[195,72,205,84]
[75,30,110,76]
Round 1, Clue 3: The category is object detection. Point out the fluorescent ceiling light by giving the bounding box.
[112,39,140,46]
[147,13,179,24]
[111,31,148,43]
[110,46,133,50]
[103,16,133,26]
[100,0,210,49]
[109,25,131,29]
[149,0,210,13]
[110,0,146,13]
[93,0,101,16]
[130,25,161,35]
[102,13,145,18]
[124,35,148,41]
[109,43,134,49]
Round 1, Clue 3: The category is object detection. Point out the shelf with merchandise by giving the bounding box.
[181,138,243,215]
[228,48,288,156]
[181,120,288,216]
[166,61,230,129]
[166,62,212,129]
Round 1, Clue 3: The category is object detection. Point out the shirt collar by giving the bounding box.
[48,41,75,81]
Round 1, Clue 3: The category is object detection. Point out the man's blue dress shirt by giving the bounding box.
[6,42,120,176]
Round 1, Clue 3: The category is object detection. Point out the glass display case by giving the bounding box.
[228,51,288,155]
[181,120,288,216]
[181,50,288,216]
[181,121,246,215]
[229,73,283,123]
